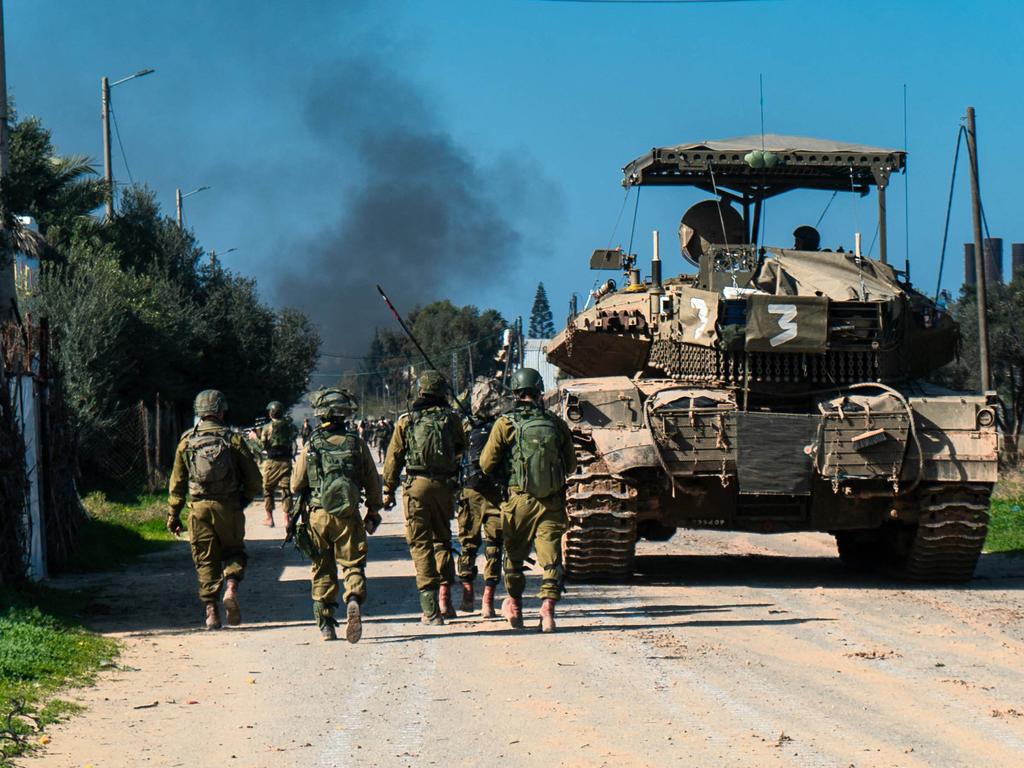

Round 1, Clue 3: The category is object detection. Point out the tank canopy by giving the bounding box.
[622,134,906,200]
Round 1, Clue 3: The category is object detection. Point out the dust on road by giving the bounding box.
[26,502,1024,768]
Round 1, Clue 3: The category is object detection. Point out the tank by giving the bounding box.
[546,135,999,582]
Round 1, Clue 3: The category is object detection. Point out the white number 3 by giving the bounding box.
[767,303,798,346]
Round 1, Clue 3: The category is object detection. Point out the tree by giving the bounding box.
[528,281,555,338]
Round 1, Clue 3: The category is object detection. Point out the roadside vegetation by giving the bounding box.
[986,467,1024,554]
[0,587,118,765]
[70,490,177,571]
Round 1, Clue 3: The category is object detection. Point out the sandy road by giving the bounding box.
[26,497,1024,768]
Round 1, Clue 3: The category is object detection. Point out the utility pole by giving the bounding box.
[101,77,113,221]
[176,187,183,228]
[0,0,16,326]
[965,106,991,392]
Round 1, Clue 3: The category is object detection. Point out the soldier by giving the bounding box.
[480,368,576,633]
[260,401,296,528]
[291,388,383,642]
[167,390,262,630]
[456,378,507,617]
[382,371,467,625]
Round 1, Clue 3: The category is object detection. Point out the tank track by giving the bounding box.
[562,432,638,580]
[899,482,992,582]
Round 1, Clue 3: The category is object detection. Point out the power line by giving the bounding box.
[108,103,135,187]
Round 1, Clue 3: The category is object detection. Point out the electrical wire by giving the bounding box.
[606,187,632,248]
[626,183,641,256]
[108,103,135,187]
[935,125,965,302]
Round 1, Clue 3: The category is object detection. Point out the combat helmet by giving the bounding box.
[194,389,228,418]
[310,387,358,422]
[509,368,544,398]
[417,370,447,398]
[267,400,284,418]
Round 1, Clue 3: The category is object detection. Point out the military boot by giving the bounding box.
[314,601,337,641]
[263,498,275,527]
[459,581,475,613]
[222,578,242,626]
[345,598,362,644]
[539,598,557,633]
[439,583,457,619]
[419,590,445,626]
[481,585,496,619]
[501,596,524,630]
[204,602,221,630]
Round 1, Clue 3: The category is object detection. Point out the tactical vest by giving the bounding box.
[307,428,362,516]
[266,418,294,459]
[506,407,566,500]
[185,427,239,499]
[405,407,458,477]
[463,418,496,491]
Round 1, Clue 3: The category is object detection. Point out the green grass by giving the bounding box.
[67,490,176,571]
[0,586,119,763]
[986,498,1024,554]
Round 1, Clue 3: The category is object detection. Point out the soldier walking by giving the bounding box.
[260,401,296,528]
[382,371,466,625]
[456,378,507,617]
[291,388,383,642]
[167,390,262,630]
[481,368,576,633]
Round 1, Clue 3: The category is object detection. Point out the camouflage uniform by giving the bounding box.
[167,391,261,629]
[260,409,296,526]
[382,372,466,624]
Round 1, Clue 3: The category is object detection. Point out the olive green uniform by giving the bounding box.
[480,407,576,601]
[457,485,503,585]
[260,418,296,518]
[291,430,383,606]
[168,419,262,603]
[382,407,467,592]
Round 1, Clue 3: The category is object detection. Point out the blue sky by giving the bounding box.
[8,0,1024,367]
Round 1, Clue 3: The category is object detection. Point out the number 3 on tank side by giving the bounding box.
[767,304,798,347]
[690,297,709,340]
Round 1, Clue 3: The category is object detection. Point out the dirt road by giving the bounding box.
[27,499,1024,768]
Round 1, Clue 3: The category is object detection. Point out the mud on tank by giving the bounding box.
[545,135,999,582]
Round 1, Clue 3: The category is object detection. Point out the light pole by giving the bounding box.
[209,247,237,267]
[176,185,210,228]
[102,67,155,221]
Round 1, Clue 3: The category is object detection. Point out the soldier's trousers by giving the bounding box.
[502,490,567,601]
[309,507,368,606]
[188,499,247,603]
[262,458,292,515]
[402,477,456,592]
[457,486,503,586]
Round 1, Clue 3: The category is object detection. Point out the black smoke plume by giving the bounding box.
[276,57,544,363]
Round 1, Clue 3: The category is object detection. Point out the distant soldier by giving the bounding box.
[375,418,393,463]
[792,224,821,251]
[260,401,296,527]
[456,378,508,617]
[382,371,467,624]
[291,388,383,642]
[167,389,262,630]
[480,368,576,632]
[301,418,312,444]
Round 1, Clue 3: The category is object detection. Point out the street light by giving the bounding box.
[101,68,155,221]
[209,247,237,267]
[176,185,211,228]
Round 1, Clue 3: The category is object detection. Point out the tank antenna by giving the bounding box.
[902,84,911,282]
[759,73,765,150]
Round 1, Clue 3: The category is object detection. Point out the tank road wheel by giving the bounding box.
[893,483,992,582]
[562,434,638,581]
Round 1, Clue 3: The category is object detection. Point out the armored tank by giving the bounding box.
[546,135,998,582]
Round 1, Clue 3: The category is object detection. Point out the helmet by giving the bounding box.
[417,370,447,398]
[267,400,284,418]
[310,387,357,421]
[509,368,544,397]
[471,377,506,419]
[194,389,228,417]
[792,225,820,251]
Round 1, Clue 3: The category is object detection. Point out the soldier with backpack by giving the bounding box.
[260,401,297,528]
[456,377,508,617]
[167,390,262,630]
[291,388,383,642]
[382,371,467,625]
[480,368,576,633]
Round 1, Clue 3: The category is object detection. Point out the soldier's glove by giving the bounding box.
[166,510,183,535]
[382,490,396,511]
[363,509,383,535]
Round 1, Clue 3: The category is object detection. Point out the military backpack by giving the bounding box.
[405,407,458,477]
[308,429,362,516]
[463,418,497,491]
[266,418,294,459]
[185,427,239,499]
[507,407,566,499]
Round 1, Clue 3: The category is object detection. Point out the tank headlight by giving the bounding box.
[977,407,996,428]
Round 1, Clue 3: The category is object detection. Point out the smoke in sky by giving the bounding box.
[275,56,549,363]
